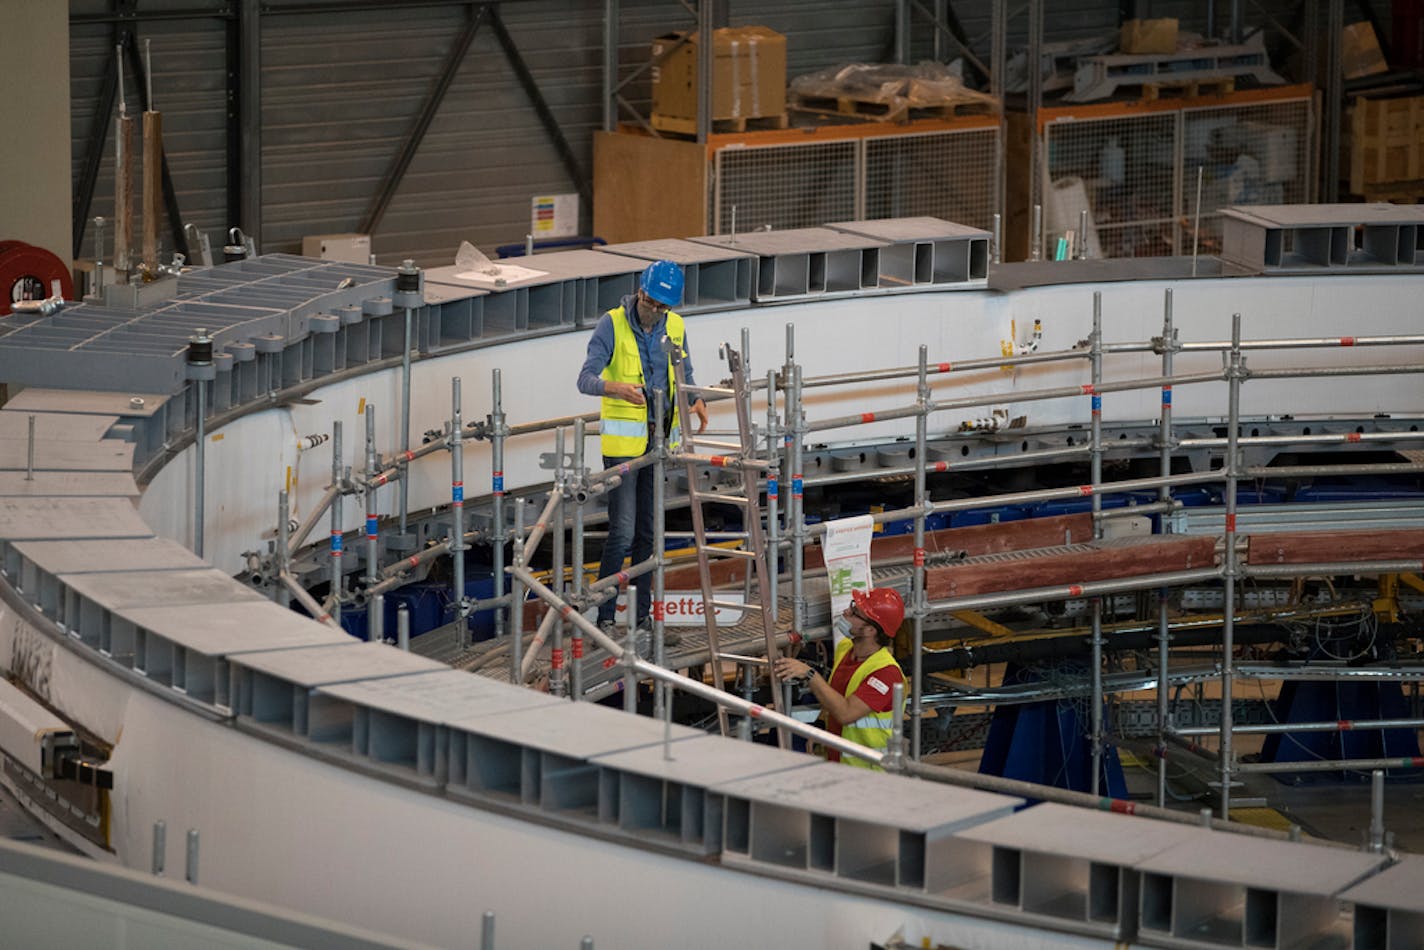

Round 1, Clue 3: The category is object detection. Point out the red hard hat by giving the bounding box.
[850,587,904,637]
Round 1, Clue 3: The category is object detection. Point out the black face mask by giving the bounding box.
[638,295,668,324]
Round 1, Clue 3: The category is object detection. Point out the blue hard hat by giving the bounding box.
[640,260,684,308]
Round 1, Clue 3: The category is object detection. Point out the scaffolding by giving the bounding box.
[266,285,1424,820]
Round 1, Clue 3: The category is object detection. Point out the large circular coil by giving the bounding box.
[0,241,74,317]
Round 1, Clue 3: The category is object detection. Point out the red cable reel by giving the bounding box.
[0,241,75,317]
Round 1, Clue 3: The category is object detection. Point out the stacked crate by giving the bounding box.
[1347,95,1424,202]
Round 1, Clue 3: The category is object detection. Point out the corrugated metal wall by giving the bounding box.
[66,0,1346,267]
[70,2,231,263]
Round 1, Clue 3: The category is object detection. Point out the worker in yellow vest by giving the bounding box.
[577,260,708,639]
[773,587,906,769]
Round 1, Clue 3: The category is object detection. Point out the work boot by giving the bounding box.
[633,618,680,648]
[625,624,680,653]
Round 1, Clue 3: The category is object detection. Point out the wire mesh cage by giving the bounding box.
[1042,112,1179,258]
[713,140,859,234]
[864,127,1000,230]
[1179,98,1315,256]
[711,125,1001,234]
[1039,93,1314,259]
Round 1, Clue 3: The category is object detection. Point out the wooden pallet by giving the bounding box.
[1347,95,1424,194]
[1140,77,1236,101]
[649,112,789,136]
[788,92,996,123]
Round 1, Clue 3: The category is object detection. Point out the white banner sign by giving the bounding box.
[587,591,745,626]
[821,514,874,645]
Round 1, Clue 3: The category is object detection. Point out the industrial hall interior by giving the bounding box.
[4,0,1424,947]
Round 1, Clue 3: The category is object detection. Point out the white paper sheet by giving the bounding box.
[820,514,873,645]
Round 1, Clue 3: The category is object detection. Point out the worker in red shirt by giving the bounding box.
[773,587,906,770]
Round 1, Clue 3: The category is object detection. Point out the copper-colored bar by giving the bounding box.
[1246,528,1424,566]
[115,114,134,283]
[926,535,1218,600]
[142,110,162,273]
[660,512,1096,590]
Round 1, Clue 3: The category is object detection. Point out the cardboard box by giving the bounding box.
[1342,21,1388,79]
[301,233,371,264]
[1120,18,1178,55]
[651,26,786,121]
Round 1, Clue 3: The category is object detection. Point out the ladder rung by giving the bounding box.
[716,653,767,666]
[687,489,753,508]
[691,438,747,451]
[683,384,736,398]
[711,493,753,507]
[699,545,757,560]
[709,598,762,612]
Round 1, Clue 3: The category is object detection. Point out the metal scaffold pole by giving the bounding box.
[510,496,526,686]
[1089,293,1104,796]
[450,377,468,648]
[329,420,343,627]
[393,259,423,539]
[1156,288,1177,808]
[764,369,781,628]
[551,428,567,698]
[276,489,291,608]
[784,326,804,640]
[491,369,508,642]
[790,364,807,640]
[911,345,929,761]
[188,328,212,558]
[652,389,668,719]
[365,403,382,643]
[571,417,587,701]
[1219,313,1245,818]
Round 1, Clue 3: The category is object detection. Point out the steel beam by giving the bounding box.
[359,4,488,236]
[236,0,261,243]
[72,1,131,260]
[489,7,591,205]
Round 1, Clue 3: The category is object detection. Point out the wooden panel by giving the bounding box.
[1348,95,1424,193]
[659,512,1095,590]
[593,131,706,245]
[1245,528,1424,566]
[926,535,1218,600]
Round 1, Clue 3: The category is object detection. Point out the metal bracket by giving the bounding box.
[539,451,576,471]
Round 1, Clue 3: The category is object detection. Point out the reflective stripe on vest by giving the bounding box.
[599,306,685,457]
[830,638,903,771]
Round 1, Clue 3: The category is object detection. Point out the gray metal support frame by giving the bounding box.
[1219,314,1245,818]
[601,0,618,132]
[696,0,713,144]
[72,1,130,260]
[237,0,261,243]
[894,0,911,65]
[359,4,487,237]
[1155,288,1176,809]
[490,6,592,206]
[1323,0,1343,202]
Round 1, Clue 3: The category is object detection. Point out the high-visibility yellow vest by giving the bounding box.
[600,306,685,457]
[828,637,904,770]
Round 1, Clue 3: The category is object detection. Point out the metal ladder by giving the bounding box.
[670,342,789,746]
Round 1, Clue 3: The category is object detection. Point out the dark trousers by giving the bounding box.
[596,453,655,626]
